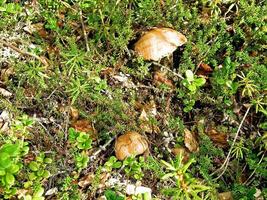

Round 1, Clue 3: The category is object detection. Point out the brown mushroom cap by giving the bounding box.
[134,28,187,61]
[115,131,148,160]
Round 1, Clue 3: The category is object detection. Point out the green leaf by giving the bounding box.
[0,169,6,176]
[7,164,20,174]
[68,128,78,142]
[160,160,176,171]
[42,170,50,178]
[5,173,15,186]
[32,197,45,200]
[22,146,30,155]
[36,154,45,162]
[77,139,92,150]
[33,187,44,197]
[113,161,122,169]
[161,172,175,180]
[76,133,89,143]
[44,158,53,164]
[25,195,32,200]
[194,78,206,87]
[29,161,39,171]
[29,172,36,181]
[24,181,32,188]
[104,189,124,200]
[0,144,20,156]
[0,152,12,169]
[37,169,44,177]
[188,84,197,92]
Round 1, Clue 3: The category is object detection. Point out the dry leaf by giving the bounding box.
[199,63,213,72]
[171,147,190,163]
[0,110,10,132]
[70,107,79,120]
[153,71,174,88]
[184,128,199,152]
[112,72,135,88]
[100,67,115,78]
[23,153,35,164]
[134,27,187,61]
[24,86,36,98]
[71,119,97,140]
[0,88,12,97]
[98,172,110,188]
[1,67,14,82]
[78,173,95,188]
[17,189,29,199]
[139,109,151,133]
[218,191,233,200]
[138,101,160,134]
[196,63,213,78]
[139,109,160,134]
[205,127,228,148]
[45,187,58,196]
[115,131,148,160]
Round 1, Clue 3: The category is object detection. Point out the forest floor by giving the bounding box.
[0,0,266,199]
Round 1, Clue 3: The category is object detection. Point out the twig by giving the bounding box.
[79,10,90,52]
[244,150,266,185]
[0,39,48,66]
[212,106,251,180]
[89,133,116,161]
[57,0,86,17]
[152,62,184,79]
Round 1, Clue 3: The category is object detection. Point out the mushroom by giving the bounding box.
[134,27,187,61]
[115,131,148,160]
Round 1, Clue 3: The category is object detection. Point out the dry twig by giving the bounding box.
[79,10,90,52]
[0,39,48,66]
[212,105,251,180]
[89,133,116,161]
[152,62,184,79]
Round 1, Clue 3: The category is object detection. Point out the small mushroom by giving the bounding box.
[134,27,187,61]
[115,131,148,160]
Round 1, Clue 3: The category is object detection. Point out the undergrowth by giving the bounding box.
[0,0,266,199]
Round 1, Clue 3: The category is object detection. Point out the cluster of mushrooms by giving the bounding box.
[115,27,187,160]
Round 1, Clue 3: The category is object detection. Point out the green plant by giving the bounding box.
[103,156,122,172]
[238,71,259,98]
[251,96,267,116]
[0,1,22,14]
[182,70,206,94]
[231,139,249,160]
[23,186,45,200]
[68,128,92,150]
[67,74,108,104]
[123,156,145,180]
[0,140,29,198]
[74,151,89,171]
[211,57,238,106]
[160,154,211,200]
[104,189,125,200]
[59,176,81,200]
[68,128,92,171]
[12,115,34,137]
[24,152,52,189]
[178,70,206,112]
[15,61,49,90]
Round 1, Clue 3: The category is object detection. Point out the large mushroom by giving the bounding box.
[115,131,148,160]
[134,27,187,61]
